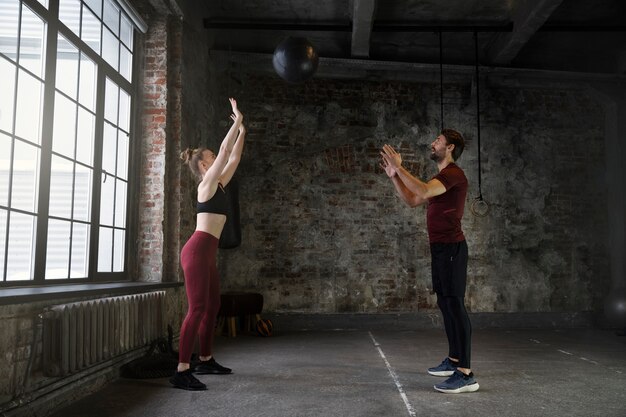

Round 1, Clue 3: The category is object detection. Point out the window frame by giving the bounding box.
[0,0,144,286]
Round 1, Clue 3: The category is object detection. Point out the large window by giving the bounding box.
[0,0,144,284]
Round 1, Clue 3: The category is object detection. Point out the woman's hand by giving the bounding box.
[230,115,247,135]
[229,98,243,121]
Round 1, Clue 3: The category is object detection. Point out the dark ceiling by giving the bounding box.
[202,0,626,75]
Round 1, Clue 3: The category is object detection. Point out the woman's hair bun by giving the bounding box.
[180,148,194,163]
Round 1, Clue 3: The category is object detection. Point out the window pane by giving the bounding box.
[78,53,96,111]
[0,208,6,280]
[0,133,10,206]
[59,0,81,36]
[52,92,77,157]
[97,226,112,272]
[56,35,79,99]
[73,164,92,221]
[76,107,94,165]
[11,140,39,212]
[84,0,102,18]
[103,0,119,35]
[113,228,124,272]
[1,0,139,282]
[116,131,127,180]
[99,173,113,226]
[81,6,101,55]
[70,221,89,277]
[114,178,125,228]
[119,44,131,81]
[120,14,132,50]
[19,5,46,79]
[104,78,117,124]
[46,218,71,279]
[15,69,43,144]
[49,155,73,219]
[102,122,116,173]
[0,57,16,133]
[6,211,36,280]
[102,27,118,71]
[118,88,130,131]
[0,0,20,61]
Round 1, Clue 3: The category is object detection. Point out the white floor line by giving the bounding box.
[534,339,622,375]
[579,357,599,365]
[368,331,416,417]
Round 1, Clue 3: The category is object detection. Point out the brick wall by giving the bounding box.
[138,14,168,282]
[212,72,610,314]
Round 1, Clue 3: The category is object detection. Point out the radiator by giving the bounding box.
[42,291,166,377]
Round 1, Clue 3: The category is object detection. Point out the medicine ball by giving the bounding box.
[272,36,319,83]
[256,318,273,337]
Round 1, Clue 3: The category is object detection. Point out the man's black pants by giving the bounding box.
[431,240,472,369]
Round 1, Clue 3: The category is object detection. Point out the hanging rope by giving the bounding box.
[471,31,489,217]
[439,31,444,131]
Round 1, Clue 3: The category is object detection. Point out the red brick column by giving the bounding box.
[138,15,169,282]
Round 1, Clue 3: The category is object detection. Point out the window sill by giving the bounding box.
[0,281,183,306]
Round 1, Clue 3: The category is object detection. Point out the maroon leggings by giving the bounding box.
[178,231,221,363]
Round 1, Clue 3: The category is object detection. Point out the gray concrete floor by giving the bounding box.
[51,328,626,417]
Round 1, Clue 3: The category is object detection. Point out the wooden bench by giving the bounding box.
[218,292,263,337]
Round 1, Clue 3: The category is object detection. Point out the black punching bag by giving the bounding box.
[272,36,319,83]
[218,178,242,249]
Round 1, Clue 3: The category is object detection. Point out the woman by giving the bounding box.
[170,98,245,391]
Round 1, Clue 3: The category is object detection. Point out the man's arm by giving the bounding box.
[390,174,427,207]
[381,155,427,207]
[395,165,446,200]
[381,144,446,199]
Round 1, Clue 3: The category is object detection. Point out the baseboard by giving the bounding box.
[263,311,597,332]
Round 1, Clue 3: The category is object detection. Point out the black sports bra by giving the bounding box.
[197,183,229,215]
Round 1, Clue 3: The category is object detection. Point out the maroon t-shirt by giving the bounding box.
[426,163,468,243]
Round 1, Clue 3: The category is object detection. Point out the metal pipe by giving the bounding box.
[204,20,626,33]
[439,31,444,132]
[538,24,626,32]
[474,31,482,201]
[373,22,513,32]
[203,19,515,32]
[203,20,353,32]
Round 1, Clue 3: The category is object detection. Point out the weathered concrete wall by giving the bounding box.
[213,69,611,314]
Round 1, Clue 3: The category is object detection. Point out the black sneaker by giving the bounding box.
[194,358,232,375]
[169,369,207,390]
[434,370,479,394]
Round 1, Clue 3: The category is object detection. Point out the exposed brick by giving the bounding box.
[213,73,609,314]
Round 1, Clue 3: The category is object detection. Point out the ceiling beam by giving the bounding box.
[351,0,377,58]
[487,0,564,65]
[202,20,513,33]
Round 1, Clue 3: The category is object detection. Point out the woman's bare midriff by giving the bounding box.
[196,212,227,239]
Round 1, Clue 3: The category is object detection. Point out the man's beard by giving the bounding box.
[430,150,443,162]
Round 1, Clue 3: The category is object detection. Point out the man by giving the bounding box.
[380,129,479,394]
